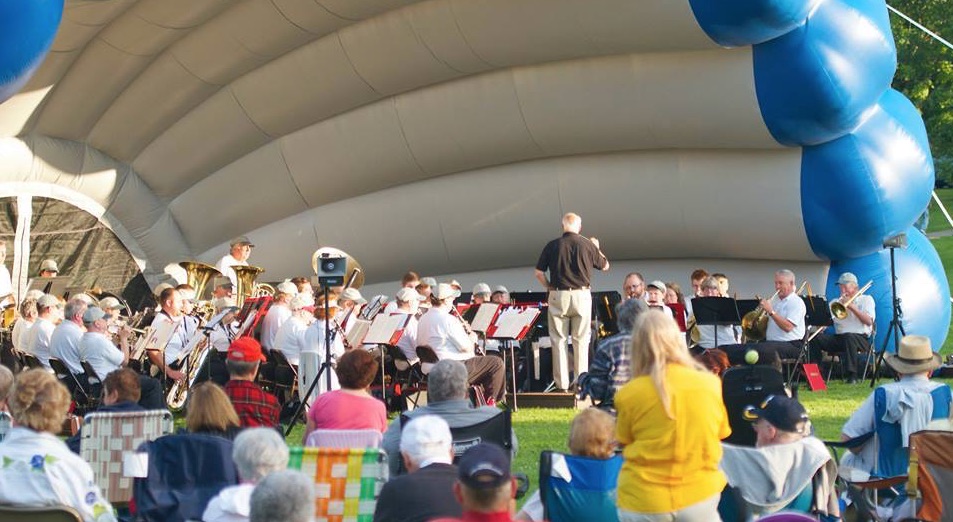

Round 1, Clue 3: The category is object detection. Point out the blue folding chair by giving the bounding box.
[538,451,623,522]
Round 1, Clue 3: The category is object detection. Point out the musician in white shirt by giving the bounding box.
[644,280,674,318]
[383,271,420,314]
[260,280,298,350]
[809,272,875,383]
[337,287,366,334]
[49,297,88,374]
[695,277,740,350]
[147,287,187,383]
[392,287,425,363]
[300,294,345,403]
[274,293,314,366]
[24,294,60,369]
[215,236,254,287]
[417,283,505,403]
[12,297,38,353]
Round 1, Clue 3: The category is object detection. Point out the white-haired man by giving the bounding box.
[249,470,314,522]
[49,297,88,374]
[534,212,609,391]
[809,272,874,384]
[374,415,462,522]
[24,294,61,369]
[204,427,290,522]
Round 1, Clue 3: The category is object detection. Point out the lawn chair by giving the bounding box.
[538,451,622,522]
[305,429,383,449]
[287,446,388,522]
[80,409,174,506]
[0,505,83,521]
[897,429,953,521]
[721,365,787,446]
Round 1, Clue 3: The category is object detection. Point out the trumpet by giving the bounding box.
[831,281,873,320]
[741,290,780,342]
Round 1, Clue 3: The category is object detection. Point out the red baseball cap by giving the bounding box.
[227,337,266,362]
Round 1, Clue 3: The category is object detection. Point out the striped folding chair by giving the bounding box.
[305,429,383,449]
[79,409,175,505]
[288,446,388,522]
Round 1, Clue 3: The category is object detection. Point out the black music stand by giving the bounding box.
[786,296,832,388]
[486,306,542,411]
[28,276,71,297]
[691,297,741,348]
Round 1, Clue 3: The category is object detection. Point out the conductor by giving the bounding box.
[534,212,609,392]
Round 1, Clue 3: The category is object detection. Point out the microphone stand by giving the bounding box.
[870,244,904,387]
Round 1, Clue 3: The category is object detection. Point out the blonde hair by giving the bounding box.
[629,310,704,419]
[186,382,240,433]
[9,369,70,433]
[568,408,616,458]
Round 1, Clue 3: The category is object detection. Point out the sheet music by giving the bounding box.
[144,319,178,352]
[470,304,500,333]
[492,308,539,339]
[347,318,372,347]
[364,314,410,345]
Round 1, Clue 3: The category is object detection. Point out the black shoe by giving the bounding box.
[846,376,859,384]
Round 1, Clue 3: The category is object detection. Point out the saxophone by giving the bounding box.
[165,330,210,412]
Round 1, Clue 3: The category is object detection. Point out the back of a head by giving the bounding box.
[568,408,616,459]
[9,369,70,433]
[233,428,290,483]
[103,368,142,403]
[428,360,469,403]
[615,298,648,333]
[186,382,240,433]
[400,415,453,469]
[561,212,581,233]
[250,470,315,522]
[0,364,13,407]
[629,310,693,376]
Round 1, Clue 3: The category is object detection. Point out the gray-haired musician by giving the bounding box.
[417,283,505,403]
[215,236,254,287]
[622,272,645,301]
[809,272,875,384]
[50,297,88,374]
[721,269,806,367]
[535,212,609,392]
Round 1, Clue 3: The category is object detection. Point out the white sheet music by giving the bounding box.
[144,319,178,352]
[470,304,500,333]
[347,318,372,347]
[492,308,539,339]
[364,314,410,345]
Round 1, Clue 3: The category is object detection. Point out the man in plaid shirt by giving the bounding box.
[224,337,281,428]
[577,298,647,408]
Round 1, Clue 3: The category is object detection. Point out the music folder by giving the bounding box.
[487,306,541,340]
[347,318,372,347]
[364,313,411,346]
[802,296,833,328]
[470,303,502,333]
[691,297,742,326]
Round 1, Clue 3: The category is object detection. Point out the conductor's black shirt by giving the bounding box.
[536,232,606,289]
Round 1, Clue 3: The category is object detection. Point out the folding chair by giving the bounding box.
[48,357,94,411]
[80,409,174,506]
[0,505,83,522]
[538,451,623,522]
[132,433,239,522]
[721,365,786,446]
[20,352,43,370]
[79,361,104,409]
[415,345,439,375]
[899,429,953,521]
[287,446,388,522]
[305,429,383,449]
[256,349,277,393]
[383,344,425,411]
[271,350,298,404]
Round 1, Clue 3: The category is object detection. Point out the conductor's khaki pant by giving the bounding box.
[547,289,592,390]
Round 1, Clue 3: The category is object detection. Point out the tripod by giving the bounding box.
[870,244,905,388]
[284,284,336,437]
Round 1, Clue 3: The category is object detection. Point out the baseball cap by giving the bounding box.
[230,236,255,247]
[396,287,426,303]
[38,294,60,309]
[457,443,512,490]
[228,337,266,362]
[494,285,509,294]
[837,272,858,285]
[646,280,667,293]
[421,277,438,287]
[40,259,58,273]
[276,280,298,296]
[99,297,125,311]
[213,277,234,289]
[82,306,106,324]
[399,415,453,467]
[472,283,491,296]
[290,293,315,310]
[433,283,461,301]
[743,395,810,434]
[340,288,367,305]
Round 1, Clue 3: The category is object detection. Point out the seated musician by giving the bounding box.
[11,296,38,354]
[260,280,298,352]
[720,269,806,366]
[290,276,313,295]
[712,272,731,297]
[38,258,58,278]
[205,297,239,385]
[50,297,88,375]
[622,272,645,301]
[809,272,874,384]
[471,283,492,306]
[79,306,164,409]
[147,287,188,383]
[417,283,505,404]
[211,276,234,300]
[695,276,740,351]
[383,271,420,314]
[644,280,673,318]
[393,287,426,364]
[300,292,345,403]
[690,269,709,300]
[273,293,314,366]
[337,287,366,334]
[490,286,510,305]
[24,294,61,369]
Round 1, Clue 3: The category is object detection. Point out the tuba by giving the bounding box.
[232,265,267,308]
[179,261,222,301]
[165,331,210,412]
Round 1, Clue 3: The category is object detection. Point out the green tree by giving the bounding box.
[889,0,953,186]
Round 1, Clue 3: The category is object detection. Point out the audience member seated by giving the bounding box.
[432,443,518,522]
[224,338,280,429]
[695,348,731,377]
[67,368,146,453]
[185,382,242,440]
[516,408,616,521]
[203,427,290,522]
[0,369,116,521]
[249,470,315,522]
[614,310,730,520]
[840,335,952,478]
[382,359,519,476]
[721,395,839,518]
[374,415,461,522]
[303,349,387,443]
[577,298,647,407]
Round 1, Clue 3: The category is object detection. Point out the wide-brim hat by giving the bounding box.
[885,335,941,374]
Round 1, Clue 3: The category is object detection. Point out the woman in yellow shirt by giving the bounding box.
[615,310,731,521]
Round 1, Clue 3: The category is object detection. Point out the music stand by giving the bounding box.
[486,305,542,411]
[28,276,71,297]
[786,295,832,388]
[363,313,411,404]
[691,297,741,348]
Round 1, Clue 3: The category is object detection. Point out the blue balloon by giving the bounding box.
[689,0,820,46]
[0,0,64,104]
[827,227,950,353]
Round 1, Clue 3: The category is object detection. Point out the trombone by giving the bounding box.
[830,281,873,320]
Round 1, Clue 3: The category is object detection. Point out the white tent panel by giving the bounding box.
[269,0,354,34]
[131,0,230,29]
[97,11,189,57]
[314,0,421,20]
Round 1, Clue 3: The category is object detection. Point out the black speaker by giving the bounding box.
[315,254,346,287]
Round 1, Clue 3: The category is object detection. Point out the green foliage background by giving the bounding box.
[891,1,953,186]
